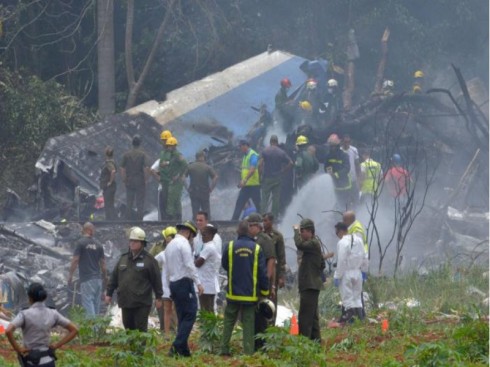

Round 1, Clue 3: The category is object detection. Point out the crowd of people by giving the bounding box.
[4,207,374,363]
[95,70,417,222]
[3,71,420,365]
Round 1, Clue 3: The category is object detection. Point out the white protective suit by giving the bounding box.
[334,234,368,310]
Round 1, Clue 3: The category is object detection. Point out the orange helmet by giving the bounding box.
[280,78,292,88]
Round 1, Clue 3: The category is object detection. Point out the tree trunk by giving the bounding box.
[125,0,176,110]
[373,28,390,95]
[97,0,115,116]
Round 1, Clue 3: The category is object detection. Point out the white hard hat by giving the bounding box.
[257,298,276,322]
[383,80,394,88]
[129,226,146,242]
[327,79,338,87]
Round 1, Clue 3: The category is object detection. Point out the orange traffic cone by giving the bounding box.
[290,314,299,335]
[0,325,5,334]
[381,319,389,334]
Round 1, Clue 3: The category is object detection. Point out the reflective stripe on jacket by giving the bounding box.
[241,149,260,186]
[361,159,381,194]
[348,220,368,253]
[222,237,269,303]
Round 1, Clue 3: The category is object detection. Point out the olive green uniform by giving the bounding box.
[99,159,117,220]
[295,148,319,189]
[121,148,149,220]
[254,231,276,350]
[265,228,286,324]
[160,149,187,221]
[107,249,163,332]
[186,161,217,219]
[294,229,324,342]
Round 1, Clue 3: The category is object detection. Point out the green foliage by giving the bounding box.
[452,318,489,363]
[197,310,225,353]
[101,328,162,366]
[406,342,464,366]
[68,306,112,345]
[0,67,94,202]
[258,326,326,367]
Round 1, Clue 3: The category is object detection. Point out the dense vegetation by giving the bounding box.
[0,1,488,197]
[0,265,488,366]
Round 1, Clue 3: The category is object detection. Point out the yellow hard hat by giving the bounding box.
[162,226,177,238]
[166,136,178,146]
[299,100,312,112]
[296,135,308,146]
[412,84,422,93]
[160,130,172,141]
[414,70,424,78]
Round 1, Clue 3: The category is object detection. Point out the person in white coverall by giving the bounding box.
[333,222,368,323]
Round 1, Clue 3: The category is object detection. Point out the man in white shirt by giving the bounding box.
[333,222,367,324]
[194,211,223,257]
[341,134,361,207]
[165,221,203,357]
[194,224,221,313]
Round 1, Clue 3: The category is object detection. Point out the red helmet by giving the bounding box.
[280,78,292,88]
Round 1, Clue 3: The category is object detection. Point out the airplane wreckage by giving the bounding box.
[0,49,488,316]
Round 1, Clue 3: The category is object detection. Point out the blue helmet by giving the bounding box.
[392,154,402,164]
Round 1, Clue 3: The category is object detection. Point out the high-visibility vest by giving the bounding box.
[361,159,382,194]
[226,241,264,302]
[241,149,260,186]
[348,220,368,253]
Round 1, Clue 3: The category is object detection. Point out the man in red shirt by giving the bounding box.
[384,154,411,198]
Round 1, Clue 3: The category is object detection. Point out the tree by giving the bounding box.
[124,0,177,109]
[97,0,115,116]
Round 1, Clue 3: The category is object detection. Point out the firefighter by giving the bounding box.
[412,70,424,94]
[324,134,351,210]
[294,135,319,190]
[154,130,172,220]
[359,149,383,204]
[324,79,342,122]
[275,78,294,132]
[161,137,187,221]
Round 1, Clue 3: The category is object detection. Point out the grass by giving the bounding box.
[0,264,488,366]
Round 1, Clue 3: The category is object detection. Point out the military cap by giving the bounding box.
[300,218,315,230]
[246,213,263,224]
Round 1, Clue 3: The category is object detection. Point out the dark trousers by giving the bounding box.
[170,278,198,356]
[103,184,117,220]
[158,183,169,220]
[231,186,261,220]
[190,194,211,220]
[199,294,215,313]
[299,289,321,342]
[125,185,145,221]
[121,306,152,332]
[254,306,270,351]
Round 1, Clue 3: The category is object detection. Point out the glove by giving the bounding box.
[334,278,340,288]
[362,272,368,282]
[334,172,339,179]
